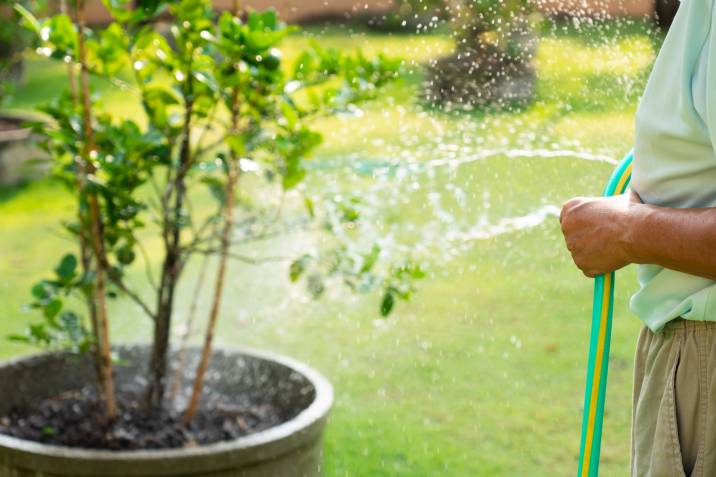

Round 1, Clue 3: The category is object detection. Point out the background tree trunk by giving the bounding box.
[655,0,679,30]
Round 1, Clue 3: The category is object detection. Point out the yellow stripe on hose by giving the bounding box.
[615,165,632,194]
[581,269,614,475]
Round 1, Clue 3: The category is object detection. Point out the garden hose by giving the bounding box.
[577,151,633,477]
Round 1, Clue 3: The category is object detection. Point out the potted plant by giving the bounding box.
[424,0,538,110]
[0,1,423,475]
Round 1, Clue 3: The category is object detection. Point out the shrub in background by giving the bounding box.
[424,0,539,110]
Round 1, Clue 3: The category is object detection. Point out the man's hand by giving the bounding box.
[560,191,641,277]
[561,188,716,281]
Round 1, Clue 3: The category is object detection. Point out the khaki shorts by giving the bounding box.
[632,319,716,477]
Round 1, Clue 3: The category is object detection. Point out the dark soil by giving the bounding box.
[0,385,284,450]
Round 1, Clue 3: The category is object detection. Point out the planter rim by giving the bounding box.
[0,344,333,463]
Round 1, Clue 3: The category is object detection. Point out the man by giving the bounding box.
[560,1,716,476]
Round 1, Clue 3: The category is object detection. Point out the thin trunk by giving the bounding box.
[75,0,117,421]
[183,164,237,423]
[84,256,102,382]
[146,73,194,412]
[61,0,99,381]
[183,0,242,423]
[169,254,210,402]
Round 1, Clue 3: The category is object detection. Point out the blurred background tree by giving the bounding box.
[655,0,679,30]
[371,0,448,31]
[424,0,538,110]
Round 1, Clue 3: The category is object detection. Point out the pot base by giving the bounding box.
[0,346,333,477]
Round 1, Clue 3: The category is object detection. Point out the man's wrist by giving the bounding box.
[622,202,651,265]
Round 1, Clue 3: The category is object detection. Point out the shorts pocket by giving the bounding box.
[667,344,688,477]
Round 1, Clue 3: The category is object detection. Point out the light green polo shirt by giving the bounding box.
[631,0,716,331]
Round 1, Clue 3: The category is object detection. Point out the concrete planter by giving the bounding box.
[0,346,333,477]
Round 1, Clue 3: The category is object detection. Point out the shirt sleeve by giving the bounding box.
[708,14,716,156]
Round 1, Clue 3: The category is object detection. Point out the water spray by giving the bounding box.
[577,150,633,477]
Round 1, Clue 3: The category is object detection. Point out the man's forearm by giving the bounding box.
[627,204,716,280]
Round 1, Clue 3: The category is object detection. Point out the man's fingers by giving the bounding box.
[569,249,600,278]
[583,269,597,278]
[560,196,590,225]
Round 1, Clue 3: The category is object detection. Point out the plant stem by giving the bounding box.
[75,0,117,421]
[183,163,237,423]
[183,0,242,423]
[169,253,210,402]
[147,59,195,412]
[61,0,101,382]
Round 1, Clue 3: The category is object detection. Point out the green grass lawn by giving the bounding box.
[0,19,662,476]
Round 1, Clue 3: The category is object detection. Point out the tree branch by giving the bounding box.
[106,268,157,321]
[191,248,290,264]
[136,239,159,292]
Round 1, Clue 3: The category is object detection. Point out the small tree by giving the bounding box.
[425,0,538,109]
[12,0,423,427]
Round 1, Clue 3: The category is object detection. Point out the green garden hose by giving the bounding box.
[577,151,633,477]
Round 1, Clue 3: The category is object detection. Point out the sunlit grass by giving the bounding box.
[0,18,661,476]
[538,35,654,77]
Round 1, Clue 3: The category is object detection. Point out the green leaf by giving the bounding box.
[14,4,41,35]
[116,245,136,265]
[339,202,360,223]
[282,162,305,190]
[43,15,78,60]
[132,0,166,21]
[410,265,427,280]
[7,334,31,343]
[31,281,54,301]
[304,196,315,218]
[101,0,134,22]
[43,299,62,320]
[31,283,47,300]
[380,290,395,317]
[60,311,87,344]
[226,133,246,156]
[200,176,227,205]
[54,254,78,282]
[29,323,52,344]
[86,23,128,76]
[248,9,278,31]
[142,86,180,128]
[360,245,381,273]
[280,100,298,129]
[289,254,312,282]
